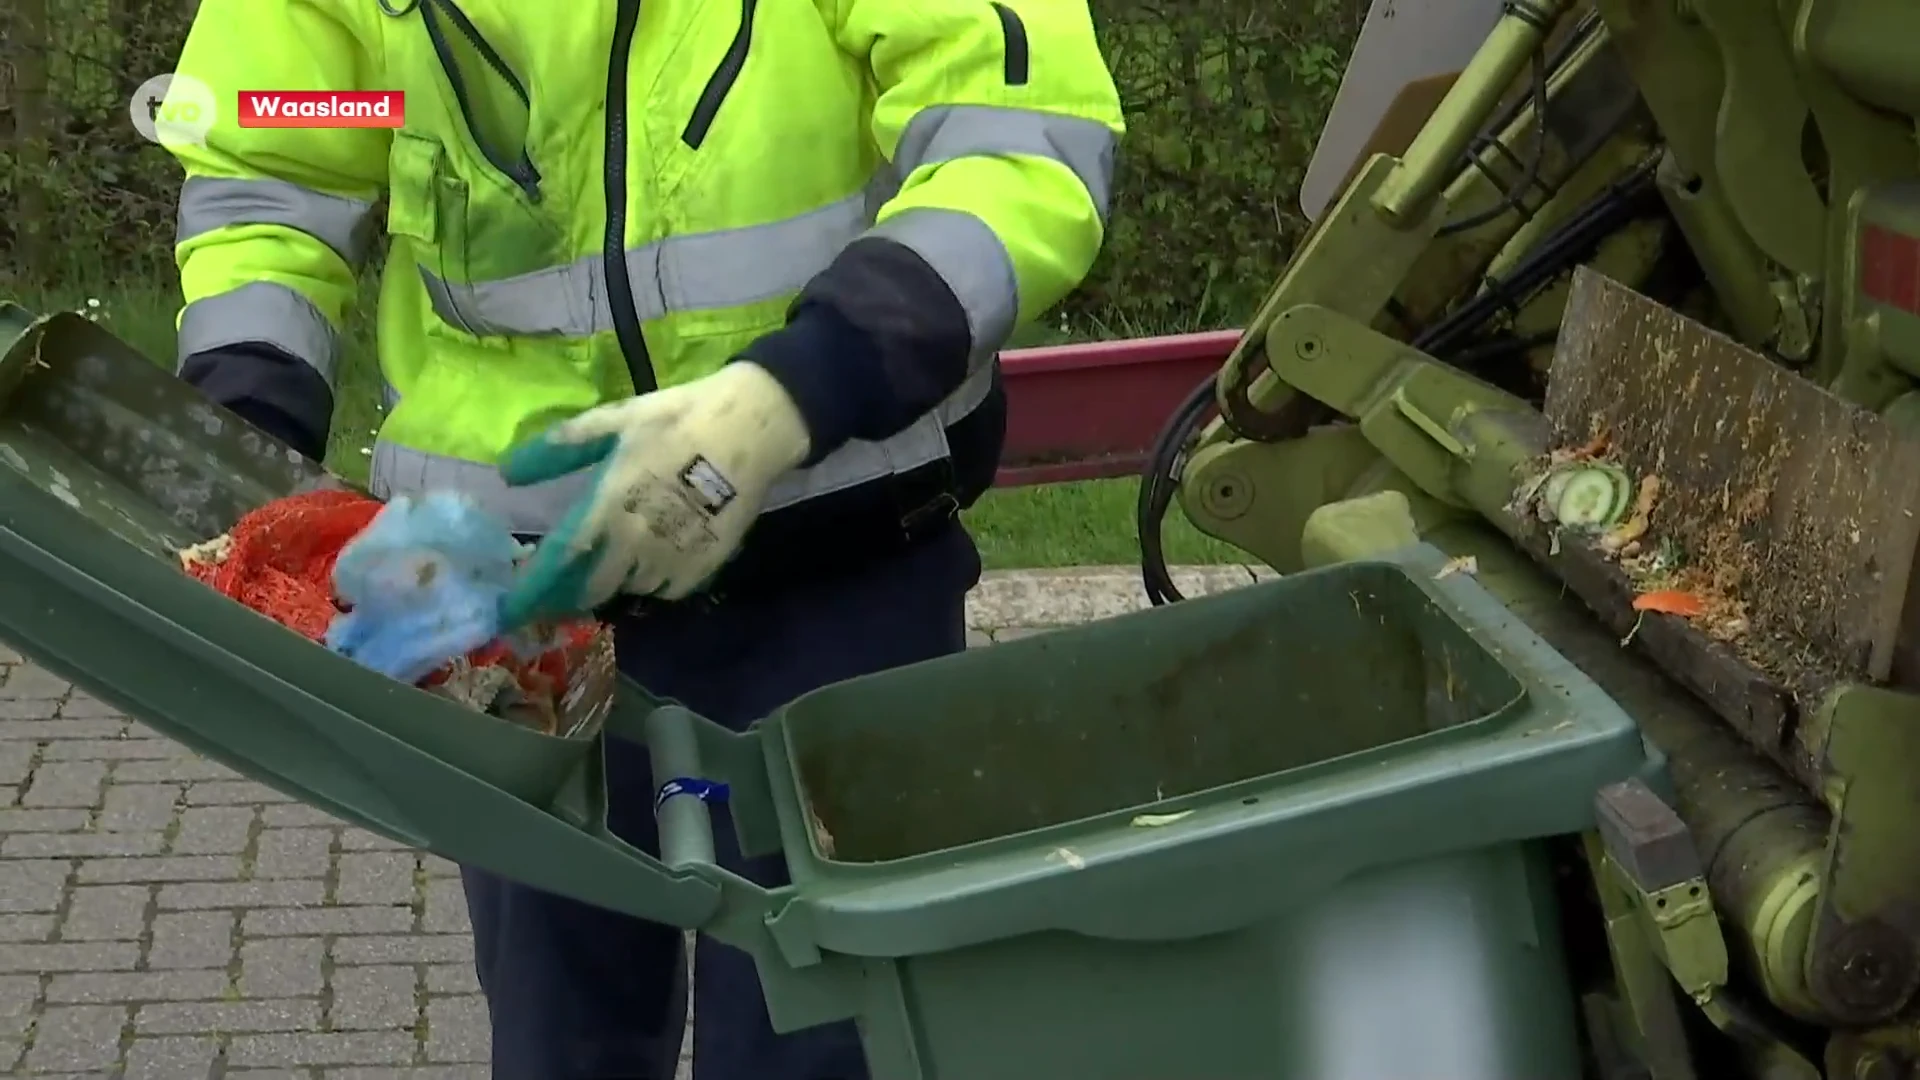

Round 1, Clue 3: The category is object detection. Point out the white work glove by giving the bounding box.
[497,361,811,624]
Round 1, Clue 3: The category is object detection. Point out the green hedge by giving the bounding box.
[2,0,1366,332]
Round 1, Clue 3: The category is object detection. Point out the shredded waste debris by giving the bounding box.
[1515,431,1751,644]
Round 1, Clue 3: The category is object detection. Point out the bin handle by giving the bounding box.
[599,687,807,963]
[646,704,721,869]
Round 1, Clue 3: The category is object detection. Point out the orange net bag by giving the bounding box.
[180,488,604,726]
[182,489,382,642]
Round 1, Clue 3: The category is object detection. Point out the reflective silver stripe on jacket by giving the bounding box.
[892,104,1117,219]
[175,282,340,383]
[173,177,378,380]
[413,105,1113,351]
[421,184,881,338]
[867,208,1020,370]
[879,105,1116,362]
[368,361,997,536]
[177,176,379,267]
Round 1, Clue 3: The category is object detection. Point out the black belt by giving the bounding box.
[604,456,964,617]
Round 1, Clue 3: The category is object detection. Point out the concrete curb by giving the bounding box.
[964,564,1275,643]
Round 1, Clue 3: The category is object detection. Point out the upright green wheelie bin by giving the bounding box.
[0,306,1661,1079]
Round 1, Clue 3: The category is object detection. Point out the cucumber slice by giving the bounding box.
[1544,464,1631,530]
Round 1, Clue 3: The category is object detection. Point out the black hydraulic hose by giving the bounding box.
[1434,48,1549,239]
[1137,375,1218,605]
[1416,154,1660,357]
[1405,9,1605,244]
[1480,9,1598,148]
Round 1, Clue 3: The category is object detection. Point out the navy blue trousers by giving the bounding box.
[461,522,983,1079]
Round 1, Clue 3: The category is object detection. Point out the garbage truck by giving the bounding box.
[2,0,1917,1074]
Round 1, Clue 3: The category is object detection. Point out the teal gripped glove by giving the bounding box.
[495,361,812,630]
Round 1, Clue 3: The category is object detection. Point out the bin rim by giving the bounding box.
[748,543,1653,958]
[776,550,1536,869]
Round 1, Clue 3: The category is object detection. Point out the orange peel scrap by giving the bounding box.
[1631,589,1705,617]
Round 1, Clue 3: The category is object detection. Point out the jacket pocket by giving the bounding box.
[387,130,489,333]
[388,127,575,338]
[387,132,456,261]
[990,3,1030,86]
[681,0,760,149]
[415,0,542,201]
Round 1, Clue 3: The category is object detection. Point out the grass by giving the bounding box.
[4,277,1245,570]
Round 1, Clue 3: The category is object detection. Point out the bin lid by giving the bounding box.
[0,305,727,932]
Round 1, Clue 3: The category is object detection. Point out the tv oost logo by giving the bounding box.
[130,74,217,147]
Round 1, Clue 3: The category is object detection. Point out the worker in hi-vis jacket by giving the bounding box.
[161,0,1122,1075]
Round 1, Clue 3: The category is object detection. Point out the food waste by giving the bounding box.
[1513,432,1751,643]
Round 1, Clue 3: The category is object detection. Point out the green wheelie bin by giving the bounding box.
[0,305,1662,1079]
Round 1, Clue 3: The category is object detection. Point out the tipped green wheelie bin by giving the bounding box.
[0,305,1661,1079]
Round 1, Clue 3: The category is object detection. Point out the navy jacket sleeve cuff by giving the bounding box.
[736,235,976,467]
[737,301,892,468]
[179,344,335,464]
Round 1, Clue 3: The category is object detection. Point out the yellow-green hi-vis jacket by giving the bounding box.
[166,0,1124,544]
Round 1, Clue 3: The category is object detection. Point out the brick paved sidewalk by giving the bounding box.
[0,566,1267,1078]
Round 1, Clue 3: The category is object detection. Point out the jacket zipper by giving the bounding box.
[603,0,657,393]
[989,3,1030,86]
[681,0,760,149]
[416,0,543,202]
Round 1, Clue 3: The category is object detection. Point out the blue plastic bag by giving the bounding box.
[325,491,525,685]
